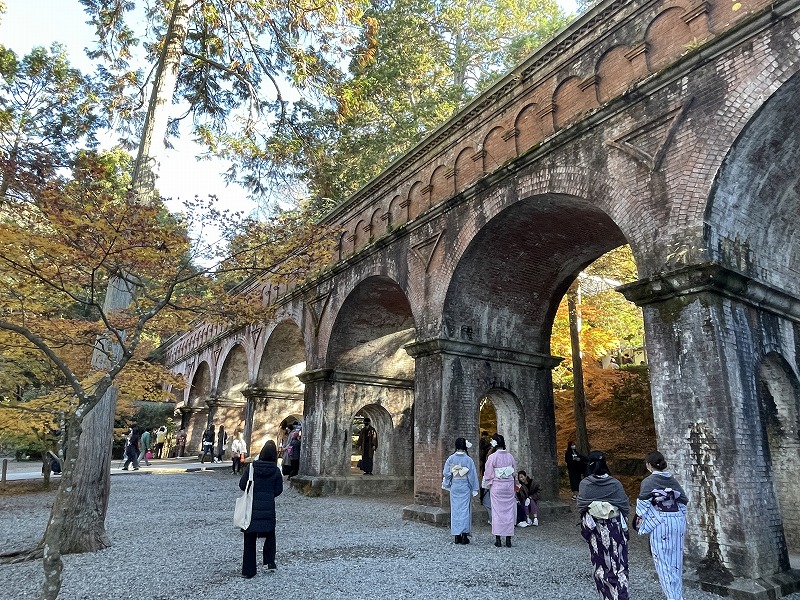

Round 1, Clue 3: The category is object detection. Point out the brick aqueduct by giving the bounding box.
[162,0,800,595]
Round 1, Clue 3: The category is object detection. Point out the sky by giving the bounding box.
[0,0,258,218]
[0,0,578,217]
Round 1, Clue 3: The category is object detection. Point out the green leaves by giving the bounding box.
[0,44,101,203]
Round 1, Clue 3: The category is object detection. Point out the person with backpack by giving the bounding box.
[633,451,688,600]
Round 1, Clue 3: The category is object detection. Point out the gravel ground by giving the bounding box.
[2,470,799,600]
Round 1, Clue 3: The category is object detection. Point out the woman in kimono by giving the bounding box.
[634,451,688,600]
[482,433,517,547]
[577,450,631,600]
[442,437,480,544]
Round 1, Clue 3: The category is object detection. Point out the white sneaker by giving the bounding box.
[532,517,539,526]
[517,521,528,528]
[526,518,532,525]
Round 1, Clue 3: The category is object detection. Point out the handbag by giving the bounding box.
[233,464,255,529]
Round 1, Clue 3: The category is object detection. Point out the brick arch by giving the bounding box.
[407,181,426,221]
[515,104,545,155]
[388,194,405,229]
[351,219,366,253]
[484,126,514,173]
[441,168,642,286]
[758,352,800,553]
[705,70,800,297]
[442,193,628,354]
[187,361,212,408]
[256,320,306,393]
[217,343,250,402]
[553,76,598,130]
[454,146,481,193]
[645,6,693,72]
[326,275,416,377]
[429,164,452,207]
[596,44,636,103]
[370,208,385,239]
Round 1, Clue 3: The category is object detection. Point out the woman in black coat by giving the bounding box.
[239,440,283,578]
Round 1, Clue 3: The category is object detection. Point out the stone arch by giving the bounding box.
[553,76,598,130]
[454,146,481,193]
[483,126,514,173]
[250,320,307,453]
[596,44,634,103]
[758,352,800,554]
[705,71,800,297]
[645,7,693,73]
[188,361,212,408]
[515,104,544,156]
[352,404,395,476]
[317,275,416,478]
[429,164,452,208]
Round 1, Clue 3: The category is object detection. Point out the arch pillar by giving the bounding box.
[294,368,414,495]
[243,386,304,455]
[180,404,209,454]
[620,262,800,598]
[403,338,562,524]
[206,395,246,452]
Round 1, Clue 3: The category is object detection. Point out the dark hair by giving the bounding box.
[491,433,506,449]
[568,440,575,447]
[586,450,610,476]
[259,440,278,462]
[517,470,528,481]
[645,451,667,471]
[455,437,468,451]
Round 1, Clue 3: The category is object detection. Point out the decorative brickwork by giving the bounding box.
[162,1,800,595]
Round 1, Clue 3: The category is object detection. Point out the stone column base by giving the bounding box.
[402,499,573,528]
[686,568,800,599]
[290,475,413,497]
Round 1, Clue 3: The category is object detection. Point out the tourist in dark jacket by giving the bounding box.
[565,440,587,500]
[239,440,283,578]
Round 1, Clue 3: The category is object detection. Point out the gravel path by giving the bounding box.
[1,470,799,600]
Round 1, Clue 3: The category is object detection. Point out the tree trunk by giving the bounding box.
[568,282,590,456]
[39,3,192,598]
[39,0,192,562]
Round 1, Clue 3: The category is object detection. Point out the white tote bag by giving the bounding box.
[233,464,254,529]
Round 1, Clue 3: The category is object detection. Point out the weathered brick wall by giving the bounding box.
[157,0,800,590]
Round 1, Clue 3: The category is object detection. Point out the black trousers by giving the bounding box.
[242,530,276,577]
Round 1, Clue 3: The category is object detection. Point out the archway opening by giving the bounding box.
[252,321,306,453]
[550,245,652,495]
[758,354,800,557]
[442,193,637,497]
[323,275,416,478]
[351,404,394,475]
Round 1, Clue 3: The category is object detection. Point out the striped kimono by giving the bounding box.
[636,472,688,600]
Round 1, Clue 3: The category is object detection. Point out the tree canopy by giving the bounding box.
[0,43,100,202]
[262,0,570,204]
